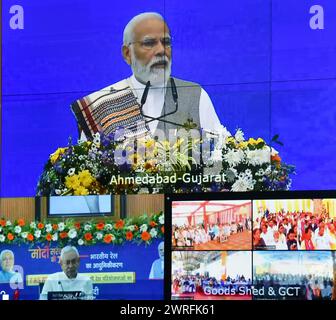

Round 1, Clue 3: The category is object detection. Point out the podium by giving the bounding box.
[47,291,84,300]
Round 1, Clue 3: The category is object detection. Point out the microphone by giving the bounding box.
[58,281,64,291]
[170,78,178,104]
[140,78,181,127]
[140,81,151,108]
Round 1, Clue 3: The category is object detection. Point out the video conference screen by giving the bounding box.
[167,192,336,301]
[1,0,336,303]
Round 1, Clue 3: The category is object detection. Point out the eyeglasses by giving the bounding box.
[129,37,172,50]
[62,258,79,266]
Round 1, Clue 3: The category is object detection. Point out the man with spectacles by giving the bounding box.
[0,250,23,284]
[40,246,93,300]
[72,12,222,141]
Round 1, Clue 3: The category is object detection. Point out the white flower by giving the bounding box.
[104,224,113,231]
[150,228,158,238]
[68,229,77,239]
[246,148,270,166]
[223,149,244,167]
[78,239,84,246]
[140,224,148,232]
[6,221,12,226]
[34,230,41,238]
[67,168,75,176]
[52,233,58,241]
[159,215,164,225]
[0,235,6,242]
[93,135,100,146]
[21,232,28,239]
[264,165,272,175]
[255,169,264,176]
[0,227,2,233]
[93,132,100,140]
[245,169,252,176]
[231,175,255,192]
[127,225,135,232]
[14,226,22,234]
[84,224,92,231]
[91,145,98,153]
[58,222,65,231]
[45,224,53,233]
[55,189,62,195]
[234,129,244,142]
[96,232,103,240]
[30,222,36,229]
[218,126,231,140]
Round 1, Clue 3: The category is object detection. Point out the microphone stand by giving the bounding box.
[139,78,186,129]
[139,78,220,137]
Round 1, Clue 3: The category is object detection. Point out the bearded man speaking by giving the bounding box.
[71,12,222,141]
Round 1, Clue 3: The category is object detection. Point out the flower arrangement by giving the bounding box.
[205,128,296,192]
[36,128,295,195]
[0,212,164,246]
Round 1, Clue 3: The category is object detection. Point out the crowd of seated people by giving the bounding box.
[172,274,252,295]
[254,272,334,300]
[253,209,336,250]
[172,219,252,248]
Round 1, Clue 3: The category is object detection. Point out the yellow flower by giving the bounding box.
[175,138,185,148]
[50,147,67,164]
[78,170,95,188]
[145,139,155,149]
[256,138,264,144]
[74,185,89,196]
[65,175,81,190]
[238,141,248,149]
[247,138,257,145]
[161,141,170,149]
[226,137,236,147]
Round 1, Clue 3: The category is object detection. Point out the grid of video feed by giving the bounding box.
[170,196,336,300]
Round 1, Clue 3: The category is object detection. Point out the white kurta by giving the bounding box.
[129,75,222,134]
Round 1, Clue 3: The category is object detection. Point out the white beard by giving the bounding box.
[130,48,171,86]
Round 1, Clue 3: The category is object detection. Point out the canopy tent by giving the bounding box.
[253,198,336,220]
[253,251,333,277]
[172,251,252,280]
[172,200,251,231]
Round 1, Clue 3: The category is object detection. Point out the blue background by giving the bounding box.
[2,0,336,196]
[0,241,163,300]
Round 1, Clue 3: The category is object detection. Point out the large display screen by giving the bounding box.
[2,0,336,305]
[2,1,336,197]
